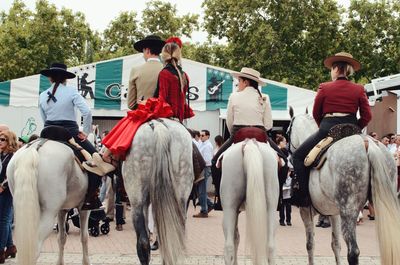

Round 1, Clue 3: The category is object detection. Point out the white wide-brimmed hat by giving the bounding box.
[231,67,266,86]
[323,52,361,72]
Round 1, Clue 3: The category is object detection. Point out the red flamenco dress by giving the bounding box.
[102,98,174,160]
[103,63,194,160]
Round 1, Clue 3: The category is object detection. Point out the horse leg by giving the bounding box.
[233,223,240,265]
[79,210,90,265]
[38,211,58,259]
[300,207,315,265]
[223,208,239,265]
[132,204,150,265]
[330,215,342,265]
[340,214,360,265]
[56,210,68,265]
[266,201,277,265]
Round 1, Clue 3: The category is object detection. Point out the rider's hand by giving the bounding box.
[0,186,4,194]
[77,131,87,141]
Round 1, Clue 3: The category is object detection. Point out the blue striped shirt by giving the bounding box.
[39,83,92,134]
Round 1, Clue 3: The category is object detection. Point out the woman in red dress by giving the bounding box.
[102,37,194,160]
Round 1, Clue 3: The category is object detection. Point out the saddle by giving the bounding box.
[304,123,362,169]
[233,127,268,144]
[40,126,92,165]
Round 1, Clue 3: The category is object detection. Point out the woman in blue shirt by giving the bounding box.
[39,63,114,210]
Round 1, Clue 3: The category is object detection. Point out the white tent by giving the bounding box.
[0,54,316,138]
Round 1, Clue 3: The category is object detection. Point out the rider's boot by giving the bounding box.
[81,172,103,211]
[83,153,115,176]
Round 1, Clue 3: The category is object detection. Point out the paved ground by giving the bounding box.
[4,205,380,264]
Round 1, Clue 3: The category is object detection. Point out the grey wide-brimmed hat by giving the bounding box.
[40,63,76,79]
[231,67,266,86]
[134,35,165,54]
[324,52,361,71]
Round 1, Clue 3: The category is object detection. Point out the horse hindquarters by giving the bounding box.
[8,147,40,265]
[367,140,400,265]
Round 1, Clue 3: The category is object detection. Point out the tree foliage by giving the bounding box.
[141,0,199,39]
[0,0,95,81]
[202,0,400,89]
[2,0,400,90]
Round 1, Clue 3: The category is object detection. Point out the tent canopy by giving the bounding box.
[0,54,316,120]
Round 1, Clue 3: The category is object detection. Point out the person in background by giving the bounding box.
[213,135,224,155]
[387,133,397,154]
[192,130,201,149]
[316,214,331,228]
[279,173,292,226]
[17,135,29,148]
[368,132,378,140]
[211,135,224,211]
[0,126,9,133]
[193,130,214,218]
[0,130,18,263]
[27,134,39,143]
[381,135,390,147]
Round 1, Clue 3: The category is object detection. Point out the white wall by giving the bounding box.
[0,105,44,136]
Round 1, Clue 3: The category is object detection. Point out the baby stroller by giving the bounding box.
[57,208,110,237]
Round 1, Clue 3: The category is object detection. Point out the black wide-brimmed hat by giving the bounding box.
[134,35,165,54]
[40,63,76,79]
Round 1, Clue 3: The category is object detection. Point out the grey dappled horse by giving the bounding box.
[7,141,91,265]
[220,139,279,265]
[287,110,400,265]
[122,118,194,265]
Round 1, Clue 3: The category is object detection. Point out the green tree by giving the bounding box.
[0,0,96,81]
[184,42,230,67]
[141,0,199,39]
[0,0,33,81]
[96,11,143,60]
[202,0,343,89]
[342,0,400,82]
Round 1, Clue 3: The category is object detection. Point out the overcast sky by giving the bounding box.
[1,0,350,43]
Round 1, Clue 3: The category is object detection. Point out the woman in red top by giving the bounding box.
[102,38,193,160]
[292,52,372,207]
[154,40,194,121]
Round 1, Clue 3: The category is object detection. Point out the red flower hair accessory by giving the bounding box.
[166,37,182,48]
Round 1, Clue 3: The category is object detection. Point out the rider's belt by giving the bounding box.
[324,112,349,118]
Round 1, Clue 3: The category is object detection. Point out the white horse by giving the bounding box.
[220,139,279,265]
[7,140,91,265]
[287,109,400,265]
[122,118,193,265]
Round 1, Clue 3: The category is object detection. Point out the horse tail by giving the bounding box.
[243,140,268,264]
[150,123,186,265]
[12,147,40,265]
[367,140,400,265]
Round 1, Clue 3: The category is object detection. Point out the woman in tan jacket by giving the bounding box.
[213,67,284,161]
